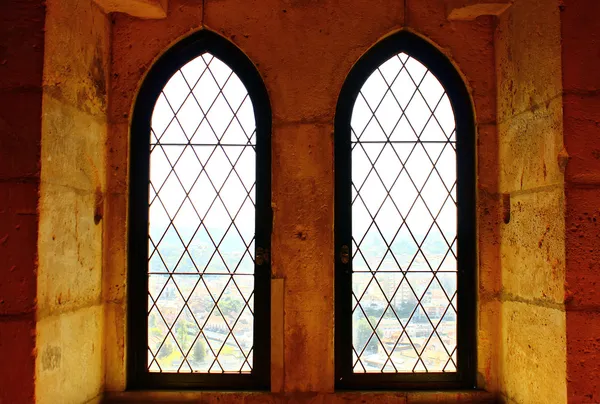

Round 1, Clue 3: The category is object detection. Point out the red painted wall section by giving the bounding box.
[562,0,600,402]
[0,1,45,403]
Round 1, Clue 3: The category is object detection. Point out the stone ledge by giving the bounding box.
[93,0,168,19]
[447,0,512,21]
[104,390,496,403]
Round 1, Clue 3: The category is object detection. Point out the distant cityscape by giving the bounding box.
[147,215,457,373]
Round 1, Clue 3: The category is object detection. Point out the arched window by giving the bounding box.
[335,31,476,389]
[128,31,271,390]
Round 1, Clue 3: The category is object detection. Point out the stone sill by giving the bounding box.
[104,390,496,403]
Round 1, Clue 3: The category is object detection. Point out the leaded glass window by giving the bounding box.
[129,31,270,390]
[335,32,476,389]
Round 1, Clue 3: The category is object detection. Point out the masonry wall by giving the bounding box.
[561,1,600,402]
[0,1,45,402]
[495,0,567,403]
[35,0,110,403]
[105,0,500,400]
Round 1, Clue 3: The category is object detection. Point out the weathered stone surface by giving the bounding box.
[0,0,45,90]
[495,0,562,122]
[104,301,127,392]
[94,0,168,19]
[36,0,110,402]
[110,0,205,123]
[447,0,512,21]
[566,310,600,403]
[37,182,103,317]
[0,316,36,404]
[501,187,565,304]
[205,0,404,124]
[36,305,104,404]
[501,301,566,404]
[477,124,499,192]
[561,0,600,93]
[0,2,44,402]
[104,390,496,403]
[0,90,43,179]
[498,98,564,193]
[271,123,334,392]
[563,94,600,186]
[565,186,600,310]
[0,181,39,316]
[41,95,107,192]
[44,0,109,117]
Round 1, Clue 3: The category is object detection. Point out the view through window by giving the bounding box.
[147,53,256,374]
[350,52,458,373]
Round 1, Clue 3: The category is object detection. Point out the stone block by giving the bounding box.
[501,301,566,404]
[0,0,45,90]
[0,90,42,179]
[565,186,600,309]
[563,94,600,185]
[498,97,564,193]
[270,124,334,392]
[406,0,496,124]
[103,192,128,303]
[477,124,499,192]
[566,310,600,403]
[37,182,103,316]
[495,0,562,122]
[44,0,110,116]
[36,305,104,404]
[501,186,565,304]
[0,316,35,404]
[0,181,38,315]
[94,0,168,19]
[205,0,403,124]
[561,1,600,92]
[104,302,127,392]
[335,392,407,403]
[41,95,107,192]
[478,190,502,297]
[447,0,512,21]
[405,391,494,403]
[477,299,500,391]
[110,0,205,123]
[107,123,130,195]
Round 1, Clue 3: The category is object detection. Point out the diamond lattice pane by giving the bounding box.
[351,53,457,373]
[148,53,256,373]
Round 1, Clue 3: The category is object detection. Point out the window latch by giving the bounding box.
[340,244,350,264]
[256,247,270,266]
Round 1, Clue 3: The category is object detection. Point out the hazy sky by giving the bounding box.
[148,52,456,254]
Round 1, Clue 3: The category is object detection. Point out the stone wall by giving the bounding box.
[106,0,500,398]
[562,1,600,402]
[35,0,110,403]
[0,1,45,402]
[495,0,566,403]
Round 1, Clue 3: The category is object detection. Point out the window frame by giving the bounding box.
[334,31,477,390]
[127,30,271,391]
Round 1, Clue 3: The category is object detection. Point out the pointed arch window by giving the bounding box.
[335,32,476,389]
[128,31,271,390]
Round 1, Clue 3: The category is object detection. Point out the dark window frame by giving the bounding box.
[334,31,477,390]
[128,30,271,391]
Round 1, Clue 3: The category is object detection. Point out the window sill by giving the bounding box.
[104,390,495,403]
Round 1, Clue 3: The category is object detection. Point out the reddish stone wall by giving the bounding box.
[106,0,499,396]
[562,1,600,402]
[0,1,45,403]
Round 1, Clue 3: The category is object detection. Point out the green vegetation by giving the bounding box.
[356,317,382,355]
